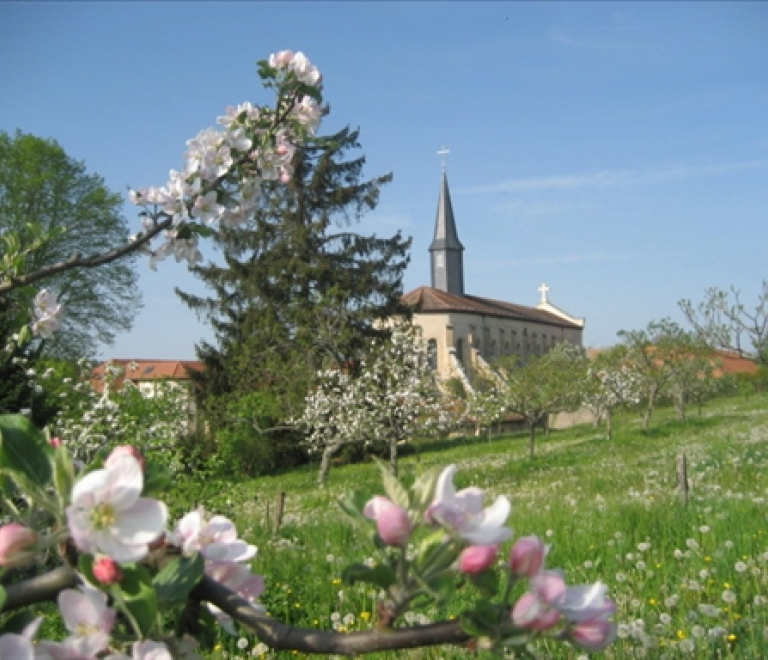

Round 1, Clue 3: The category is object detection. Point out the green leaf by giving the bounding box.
[374,458,409,510]
[469,569,500,599]
[52,445,75,507]
[0,415,52,489]
[0,585,6,613]
[341,563,397,590]
[153,553,205,604]
[188,223,214,239]
[410,465,442,514]
[111,564,158,638]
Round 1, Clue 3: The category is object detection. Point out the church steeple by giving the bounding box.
[429,168,465,296]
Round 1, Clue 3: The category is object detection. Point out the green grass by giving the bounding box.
[171,393,768,659]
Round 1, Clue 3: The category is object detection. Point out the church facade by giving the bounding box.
[402,171,585,382]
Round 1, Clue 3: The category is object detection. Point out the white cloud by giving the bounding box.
[462,159,768,194]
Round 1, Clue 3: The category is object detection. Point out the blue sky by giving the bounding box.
[1,3,766,359]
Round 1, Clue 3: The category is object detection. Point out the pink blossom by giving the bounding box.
[105,640,174,660]
[569,618,618,652]
[205,561,265,634]
[105,445,145,472]
[427,465,512,545]
[0,523,38,568]
[363,496,412,546]
[170,509,256,563]
[93,556,123,585]
[50,436,62,449]
[458,544,498,574]
[0,616,41,660]
[66,454,167,563]
[511,591,561,631]
[509,535,547,578]
[269,50,294,68]
[37,587,116,658]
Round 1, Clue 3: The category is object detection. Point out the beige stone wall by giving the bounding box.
[414,311,583,380]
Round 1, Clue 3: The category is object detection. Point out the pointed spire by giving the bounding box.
[429,169,465,295]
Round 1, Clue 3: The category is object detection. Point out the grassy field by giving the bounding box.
[170,393,768,659]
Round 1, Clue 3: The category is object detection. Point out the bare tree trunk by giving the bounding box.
[643,389,656,431]
[606,407,613,441]
[319,442,342,483]
[389,437,398,477]
[529,423,536,459]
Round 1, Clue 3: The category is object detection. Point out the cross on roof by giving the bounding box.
[538,282,550,303]
[437,145,450,172]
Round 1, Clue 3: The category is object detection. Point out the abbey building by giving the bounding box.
[402,170,585,382]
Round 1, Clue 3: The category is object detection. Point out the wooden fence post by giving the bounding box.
[273,491,286,535]
[677,453,689,505]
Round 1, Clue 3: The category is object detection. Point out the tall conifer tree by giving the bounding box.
[177,127,411,464]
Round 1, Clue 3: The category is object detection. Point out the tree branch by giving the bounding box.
[0,217,173,294]
[191,573,472,655]
[1,567,473,656]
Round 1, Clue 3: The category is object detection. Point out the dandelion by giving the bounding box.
[238,638,249,649]
[722,590,737,604]
[686,539,699,551]
[679,638,696,652]
[735,561,747,573]
[699,525,710,533]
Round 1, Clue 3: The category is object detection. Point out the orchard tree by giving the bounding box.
[296,327,450,482]
[177,126,412,461]
[496,343,586,458]
[619,318,710,430]
[581,345,642,440]
[680,281,768,366]
[0,130,142,360]
[664,339,717,422]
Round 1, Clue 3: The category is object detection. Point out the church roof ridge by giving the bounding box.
[402,286,582,329]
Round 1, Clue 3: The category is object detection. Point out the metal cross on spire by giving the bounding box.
[437,145,450,172]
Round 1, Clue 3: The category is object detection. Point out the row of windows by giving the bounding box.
[426,329,563,371]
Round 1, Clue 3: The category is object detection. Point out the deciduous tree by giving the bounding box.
[0,130,142,360]
[680,281,768,366]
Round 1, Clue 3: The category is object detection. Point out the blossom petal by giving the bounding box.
[113,498,168,545]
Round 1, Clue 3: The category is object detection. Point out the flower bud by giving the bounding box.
[509,535,546,578]
[511,592,561,631]
[93,556,123,585]
[458,544,498,574]
[363,496,412,547]
[569,619,618,652]
[0,523,38,568]
[49,436,62,449]
[270,50,294,68]
[105,445,145,471]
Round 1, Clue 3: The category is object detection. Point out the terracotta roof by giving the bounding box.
[402,286,582,329]
[713,350,760,376]
[91,359,204,393]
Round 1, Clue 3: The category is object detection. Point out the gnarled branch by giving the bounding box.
[1,567,472,656]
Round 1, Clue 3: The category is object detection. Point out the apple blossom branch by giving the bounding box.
[0,217,173,295]
[1,565,474,656]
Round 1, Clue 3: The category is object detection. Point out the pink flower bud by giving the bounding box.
[458,544,498,574]
[509,535,547,578]
[363,496,412,547]
[0,523,38,568]
[270,50,294,68]
[105,445,145,471]
[93,556,123,585]
[569,619,618,652]
[511,592,561,631]
[49,436,62,449]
